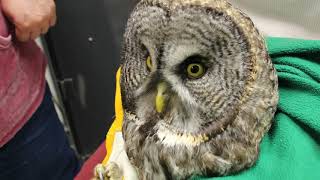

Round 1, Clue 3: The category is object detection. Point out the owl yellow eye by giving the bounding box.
[146,56,152,71]
[187,63,205,78]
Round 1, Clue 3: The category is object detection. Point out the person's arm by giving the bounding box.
[1,0,56,42]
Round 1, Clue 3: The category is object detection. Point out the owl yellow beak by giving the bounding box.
[156,82,168,113]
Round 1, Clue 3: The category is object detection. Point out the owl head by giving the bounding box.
[120,0,278,178]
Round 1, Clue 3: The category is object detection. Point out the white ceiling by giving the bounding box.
[228,0,320,40]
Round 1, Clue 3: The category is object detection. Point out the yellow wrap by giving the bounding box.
[102,68,124,164]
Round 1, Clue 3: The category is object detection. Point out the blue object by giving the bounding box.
[0,85,80,180]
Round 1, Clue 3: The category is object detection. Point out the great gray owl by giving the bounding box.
[94,0,278,179]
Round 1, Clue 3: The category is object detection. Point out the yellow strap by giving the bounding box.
[102,67,124,164]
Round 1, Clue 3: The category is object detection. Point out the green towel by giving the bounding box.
[192,37,320,180]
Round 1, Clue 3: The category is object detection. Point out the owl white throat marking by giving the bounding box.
[125,111,210,147]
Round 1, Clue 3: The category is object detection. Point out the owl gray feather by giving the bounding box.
[120,0,278,179]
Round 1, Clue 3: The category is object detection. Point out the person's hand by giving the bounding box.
[1,0,56,42]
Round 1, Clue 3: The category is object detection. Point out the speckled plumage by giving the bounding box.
[115,0,278,179]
